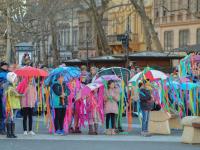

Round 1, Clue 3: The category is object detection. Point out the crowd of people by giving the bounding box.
[0,61,152,138]
[0,53,199,139]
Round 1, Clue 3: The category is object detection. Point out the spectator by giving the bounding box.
[104,80,119,135]
[51,76,70,135]
[139,80,154,137]
[21,78,37,135]
[0,61,9,135]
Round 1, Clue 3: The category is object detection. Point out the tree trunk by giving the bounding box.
[6,1,12,63]
[90,0,111,55]
[141,19,152,51]
[49,17,59,67]
[42,36,48,66]
[130,0,163,51]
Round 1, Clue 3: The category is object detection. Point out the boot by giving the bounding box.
[88,125,96,135]
[94,123,98,135]
[68,127,74,133]
[6,123,12,138]
[0,120,6,135]
[11,122,17,138]
[118,126,124,132]
[74,127,82,134]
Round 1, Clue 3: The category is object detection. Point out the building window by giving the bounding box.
[164,31,174,51]
[196,28,200,44]
[72,29,78,47]
[127,15,131,32]
[79,26,84,45]
[64,30,66,46]
[179,30,189,47]
[66,29,70,45]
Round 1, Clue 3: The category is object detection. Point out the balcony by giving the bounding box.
[78,41,94,50]
[59,45,73,52]
[107,35,122,45]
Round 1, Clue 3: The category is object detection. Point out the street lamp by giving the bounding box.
[86,33,89,68]
[121,32,129,68]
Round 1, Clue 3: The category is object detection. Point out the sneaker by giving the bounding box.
[60,130,65,135]
[111,129,116,135]
[28,131,36,135]
[55,130,61,135]
[23,131,28,135]
[105,129,112,135]
[141,131,151,137]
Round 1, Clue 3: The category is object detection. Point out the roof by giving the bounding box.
[174,44,200,52]
[89,56,122,60]
[15,42,33,52]
[65,59,82,62]
[15,42,33,47]
[114,51,185,58]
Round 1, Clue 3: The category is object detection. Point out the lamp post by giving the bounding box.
[86,33,89,68]
[125,32,129,68]
[122,32,129,68]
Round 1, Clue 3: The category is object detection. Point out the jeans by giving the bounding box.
[141,110,149,132]
[22,107,34,131]
[54,108,66,131]
[106,113,116,129]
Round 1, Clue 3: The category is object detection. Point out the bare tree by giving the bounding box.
[80,0,112,55]
[130,0,163,51]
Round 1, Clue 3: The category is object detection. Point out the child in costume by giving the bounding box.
[80,65,90,85]
[68,79,82,134]
[86,89,100,135]
[104,80,119,135]
[51,76,70,135]
[5,72,21,138]
[21,78,37,135]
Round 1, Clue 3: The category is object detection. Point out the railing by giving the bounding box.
[107,35,122,45]
[59,45,73,52]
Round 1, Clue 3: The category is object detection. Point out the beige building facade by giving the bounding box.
[153,0,200,51]
[107,0,153,54]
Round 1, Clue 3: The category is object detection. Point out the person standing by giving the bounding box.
[21,78,37,135]
[139,80,154,137]
[88,66,98,83]
[87,90,100,135]
[104,80,119,135]
[51,76,70,135]
[80,65,90,85]
[0,62,9,135]
[5,72,21,138]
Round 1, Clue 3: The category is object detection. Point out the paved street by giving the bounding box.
[0,117,199,150]
[0,140,199,150]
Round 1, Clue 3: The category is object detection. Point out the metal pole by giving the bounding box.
[71,8,74,59]
[126,15,130,68]
[126,33,129,68]
[86,34,89,68]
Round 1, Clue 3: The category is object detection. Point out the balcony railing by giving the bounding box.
[59,45,73,52]
[107,33,139,45]
[107,35,122,45]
